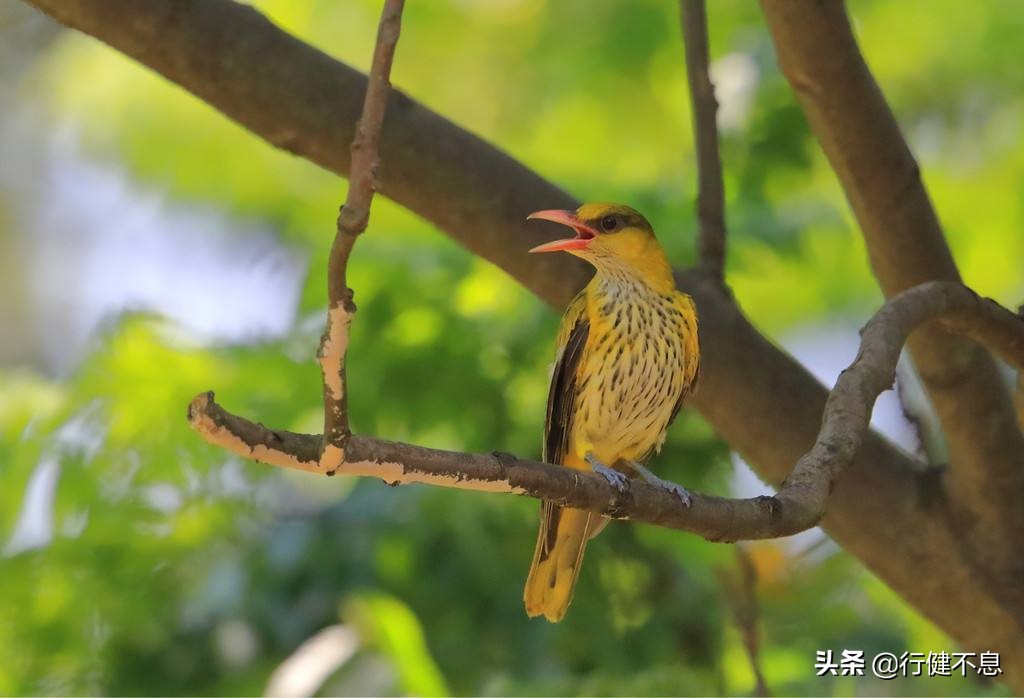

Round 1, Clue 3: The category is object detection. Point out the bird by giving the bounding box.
[522,202,700,623]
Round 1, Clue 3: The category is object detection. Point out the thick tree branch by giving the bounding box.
[758,0,1024,531]
[319,0,403,468]
[680,0,727,284]
[23,0,1024,686]
[189,282,1024,543]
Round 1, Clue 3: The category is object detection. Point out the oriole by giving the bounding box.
[523,203,700,622]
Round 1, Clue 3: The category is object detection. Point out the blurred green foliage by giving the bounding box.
[1,0,1021,695]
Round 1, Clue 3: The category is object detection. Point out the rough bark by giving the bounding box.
[759,0,1024,536]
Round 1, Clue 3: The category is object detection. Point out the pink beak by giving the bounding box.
[526,209,599,253]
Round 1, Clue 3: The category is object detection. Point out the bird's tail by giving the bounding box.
[523,502,595,622]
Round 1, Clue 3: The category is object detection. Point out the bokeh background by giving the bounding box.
[1,0,1021,695]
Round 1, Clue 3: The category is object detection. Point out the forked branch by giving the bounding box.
[172,0,1023,544]
[318,0,404,469]
[758,0,1024,528]
[189,278,1024,541]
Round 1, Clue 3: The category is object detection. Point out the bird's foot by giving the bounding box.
[585,453,629,492]
[628,461,692,507]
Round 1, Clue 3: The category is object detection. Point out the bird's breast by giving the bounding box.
[572,288,692,464]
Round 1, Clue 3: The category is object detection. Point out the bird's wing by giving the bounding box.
[535,289,590,564]
[667,291,701,429]
[544,289,589,465]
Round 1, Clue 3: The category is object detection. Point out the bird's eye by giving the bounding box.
[599,215,618,232]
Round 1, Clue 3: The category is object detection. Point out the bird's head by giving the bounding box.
[527,203,671,285]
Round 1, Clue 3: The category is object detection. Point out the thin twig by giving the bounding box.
[318,0,405,469]
[892,362,939,463]
[1016,371,1024,432]
[717,547,770,696]
[734,547,770,696]
[190,281,1024,542]
[680,0,727,284]
[1015,306,1024,432]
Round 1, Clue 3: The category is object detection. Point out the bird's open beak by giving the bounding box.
[526,210,598,253]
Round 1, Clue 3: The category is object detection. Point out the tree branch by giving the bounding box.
[679,0,727,284]
[187,390,786,540]
[717,547,769,697]
[1016,368,1024,433]
[188,281,1024,543]
[758,0,1024,531]
[23,0,1024,686]
[779,281,1024,522]
[319,0,403,468]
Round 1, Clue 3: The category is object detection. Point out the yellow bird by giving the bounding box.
[523,202,700,622]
